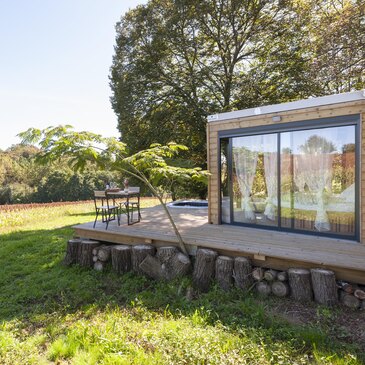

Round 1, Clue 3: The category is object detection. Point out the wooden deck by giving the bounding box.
[74,206,365,284]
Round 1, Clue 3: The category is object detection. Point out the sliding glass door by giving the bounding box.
[220,120,358,239]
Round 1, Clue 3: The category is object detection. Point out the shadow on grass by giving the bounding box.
[0,225,364,362]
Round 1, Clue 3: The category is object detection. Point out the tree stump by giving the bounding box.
[79,240,100,268]
[111,245,132,274]
[164,252,191,280]
[139,254,164,280]
[271,281,290,297]
[233,257,253,290]
[288,268,313,303]
[340,291,360,309]
[64,238,82,266]
[132,245,156,275]
[277,271,288,282]
[192,248,218,292]
[156,246,179,264]
[215,256,233,291]
[252,267,265,281]
[94,260,107,272]
[264,269,278,282]
[256,281,271,296]
[310,268,338,306]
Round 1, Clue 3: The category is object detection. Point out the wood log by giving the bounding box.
[156,246,179,264]
[111,245,132,274]
[97,245,113,262]
[192,248,218,292]
[288,268,313,303]
[93,255,98,262]
[215,256,233,291]
[310,268,338,306]
[256,281,271,296]
[94,260,107,272]
[131,245,156,275]
[79,240,100,267]
[264,269,278,282]
[252,267,265,281]
[139,254,164,280]
[337,281,354,294]
[277,271,288,282]
[340,291,360,309]
[354,289,365,300]
[271,281,290,297]
[360,301,365,311]
[233,257,253,290]
[63,239,82,266]
[164,252,191,280]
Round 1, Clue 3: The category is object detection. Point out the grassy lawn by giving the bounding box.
[0,200,364,364]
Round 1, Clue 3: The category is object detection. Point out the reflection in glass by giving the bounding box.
[220,139,230,223]
[280,125,355,236]
[232,134,278,227]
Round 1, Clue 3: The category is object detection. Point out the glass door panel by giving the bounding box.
[232,133,278,227]
[280,125,356,236]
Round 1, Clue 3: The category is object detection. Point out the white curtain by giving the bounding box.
[263,135,277,220]
[233,136,261,221]
[297,131,335,231]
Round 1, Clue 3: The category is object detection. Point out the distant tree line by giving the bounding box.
[0,144,120,204]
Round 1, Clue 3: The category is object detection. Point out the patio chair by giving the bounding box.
[119,186,142,225]
[93,190,120,230]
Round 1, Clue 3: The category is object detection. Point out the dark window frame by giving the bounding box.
[217,114,360,242]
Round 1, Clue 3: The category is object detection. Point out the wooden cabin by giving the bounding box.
[206,90,365,283]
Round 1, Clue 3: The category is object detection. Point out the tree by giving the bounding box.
[19,126,209,255]
[110,0,365,166]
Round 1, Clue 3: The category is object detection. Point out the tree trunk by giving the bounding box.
[111,245,132,274]
[252,267,265,281]
[288,268,313,303]
[164,252,191,280]
[64,238,82,266]
[256,281,271,296]
[192,248,218,292]
[340,291,360,309]
[310,268,338,306]
[132,245,156,275]
[156,246,179,264]
[271,281,290,297]
[277,271,288,282]
[94,260,107,272]
[215,256,233,291]
[233,257,253,290]
[264,269,278,282]
[139,254,164,280]
[79,240,100,268]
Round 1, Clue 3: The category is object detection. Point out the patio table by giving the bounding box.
[106,189,141,225]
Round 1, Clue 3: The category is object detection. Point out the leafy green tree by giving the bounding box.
[110,0,365,167]
[19,126,209,255]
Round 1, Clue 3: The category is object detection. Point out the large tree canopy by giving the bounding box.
[110,0,365,164]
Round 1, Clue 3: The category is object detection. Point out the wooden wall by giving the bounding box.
[207,100,365,244]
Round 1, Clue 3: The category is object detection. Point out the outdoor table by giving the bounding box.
[106,189,141,225]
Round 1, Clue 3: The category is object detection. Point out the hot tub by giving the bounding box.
[167,199,208,209]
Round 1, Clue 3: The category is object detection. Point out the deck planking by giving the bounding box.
[74,206,365,284]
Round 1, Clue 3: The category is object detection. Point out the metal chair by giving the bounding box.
[93,190,120,229]
[119,187,142,225]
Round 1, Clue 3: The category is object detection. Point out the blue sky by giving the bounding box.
[0,0,147,150]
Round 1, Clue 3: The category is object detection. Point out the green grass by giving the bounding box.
[0,201,364,364]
